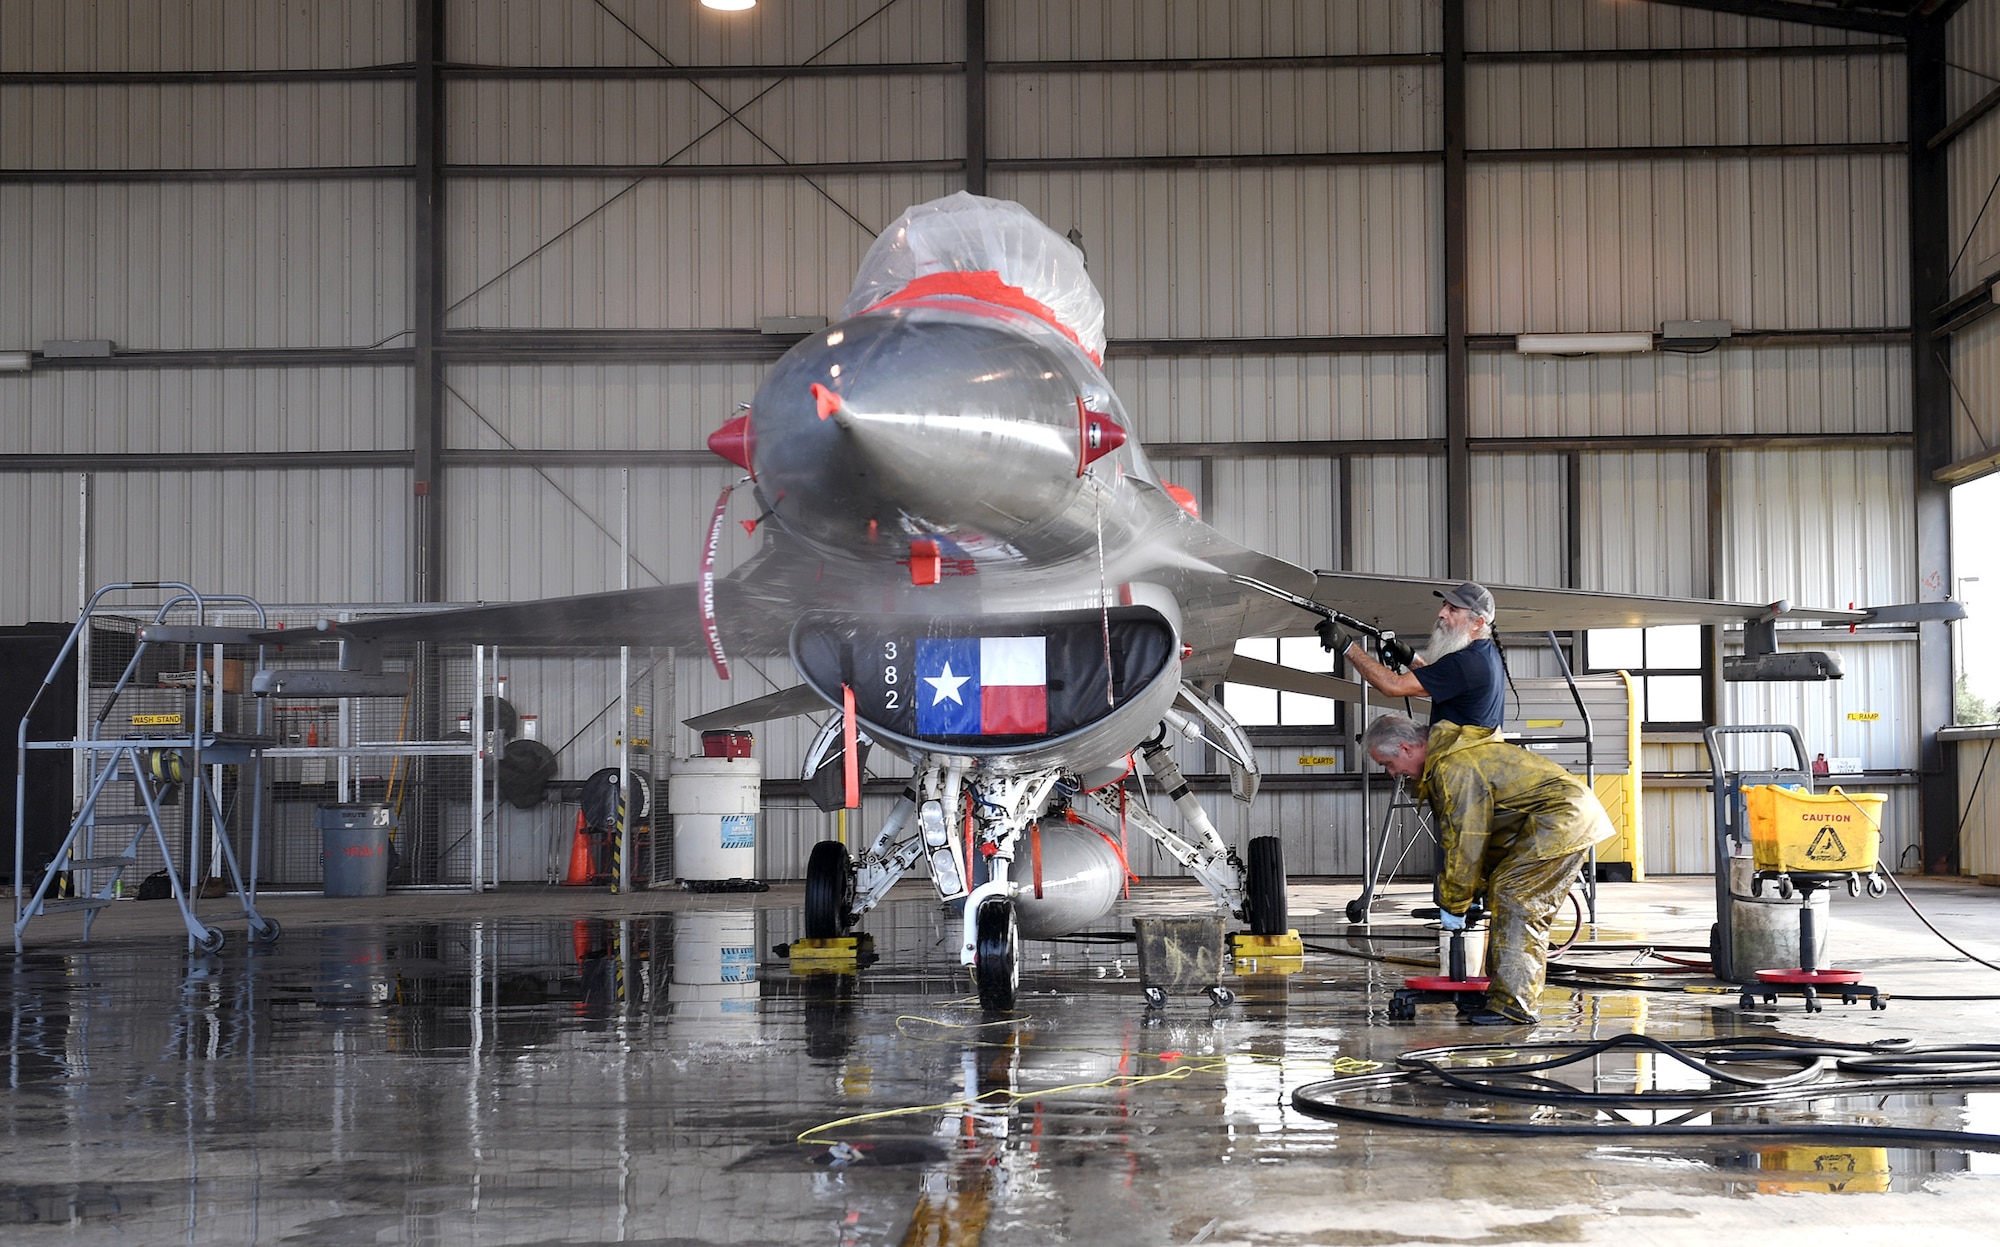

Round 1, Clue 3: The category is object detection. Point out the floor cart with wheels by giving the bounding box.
[1704,724,1888,1012]
[1133,914,1235,1009]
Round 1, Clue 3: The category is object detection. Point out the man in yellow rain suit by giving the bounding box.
[1360,711,1614,1025]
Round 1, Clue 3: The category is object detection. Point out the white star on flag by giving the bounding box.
[925,662,970,706]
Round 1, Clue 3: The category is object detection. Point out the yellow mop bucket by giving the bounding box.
[1743,785,1883,873]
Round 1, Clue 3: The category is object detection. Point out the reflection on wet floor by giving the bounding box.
[3,889,1999,1242]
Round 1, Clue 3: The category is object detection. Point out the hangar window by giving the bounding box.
[1585,625,1703,729]
[1953,474,2000,725]
[1224,637,1342,732]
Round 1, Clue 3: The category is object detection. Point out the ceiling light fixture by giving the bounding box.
[701,0,755,10]
[1515,332,1655,356]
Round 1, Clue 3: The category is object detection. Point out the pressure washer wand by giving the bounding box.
[1231,576,1414,669]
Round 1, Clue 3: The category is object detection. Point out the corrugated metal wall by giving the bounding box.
[994,169,1440,339]
[1105,353,1439,444]
[0,0,1946,884]
[1958,737,2000,879]
[0,3,413,70]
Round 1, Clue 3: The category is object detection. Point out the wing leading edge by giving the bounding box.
[1299,571,1871,639]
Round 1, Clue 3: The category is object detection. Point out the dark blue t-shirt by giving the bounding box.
[1414,638,1504,728]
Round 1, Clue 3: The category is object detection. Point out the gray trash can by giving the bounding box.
[318,804,393,897]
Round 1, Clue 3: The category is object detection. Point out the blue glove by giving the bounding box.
[1438,909,1466,932]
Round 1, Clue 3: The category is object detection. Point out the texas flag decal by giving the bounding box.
[915,636,1049,735]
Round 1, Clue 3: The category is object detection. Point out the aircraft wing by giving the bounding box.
[1297,571,1871,639]
[255,542,815,655]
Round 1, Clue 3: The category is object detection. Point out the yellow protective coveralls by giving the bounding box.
[1417,723,1615,1022]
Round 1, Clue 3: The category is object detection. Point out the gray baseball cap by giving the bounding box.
[1434,582,1496,618]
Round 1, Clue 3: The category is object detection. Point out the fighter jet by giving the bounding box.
[312,193,1938,1009]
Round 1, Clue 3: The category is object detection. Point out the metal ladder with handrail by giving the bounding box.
[13,583,281,953]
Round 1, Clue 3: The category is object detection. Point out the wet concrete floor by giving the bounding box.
[6,876,2000,1245]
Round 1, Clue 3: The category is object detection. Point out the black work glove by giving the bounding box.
[1314,618,1346,653]
[1378,633,1415,671]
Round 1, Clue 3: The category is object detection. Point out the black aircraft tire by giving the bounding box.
[1245,836,1288,936]
[804,840,854,940]
[975,898,1019,1012]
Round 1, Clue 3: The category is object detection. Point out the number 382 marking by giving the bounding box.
[882,640,899,710]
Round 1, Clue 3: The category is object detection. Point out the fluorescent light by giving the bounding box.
[0,351,30,372]
[701,0,755,9]
[1515,332,1655,356]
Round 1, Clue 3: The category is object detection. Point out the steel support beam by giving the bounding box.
[0,166,414,184]
[440,61,962,81]
[413,0,445,606]
[1910,19,1960,874]
[0,433,1906,476]
[445,160,963,179]
[1704,447,1726,728]
[1467,142,1905,161]
[1108,334,1441,358]
[1468,432,1911,452]
[1465,44,1902,64]
[0,66,415,84]
[26,348,415,370]
[0,452,408,472]
[965,0,987,196]
[1443,0,1471,579]
[1641,0,1910,37]
[0,326,1865,372]
[404,432,1906,470]
[1929,81,2000,151]
[1565,451,1583,590]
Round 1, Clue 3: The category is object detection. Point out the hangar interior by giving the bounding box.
[6,1,2000,1242]
[8,0,2000,886]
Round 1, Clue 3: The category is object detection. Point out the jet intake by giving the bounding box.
[791,606,1178,758]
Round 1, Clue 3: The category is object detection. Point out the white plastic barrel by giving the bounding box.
[668,755,760,880]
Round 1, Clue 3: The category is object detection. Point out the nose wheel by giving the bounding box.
[974,897,1019,1012]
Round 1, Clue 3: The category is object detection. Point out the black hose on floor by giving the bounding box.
[1291,1032,2000,1151]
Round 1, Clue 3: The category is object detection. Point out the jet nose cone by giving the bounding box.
[747,310,1107,554]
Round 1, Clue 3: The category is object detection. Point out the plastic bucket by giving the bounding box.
[668,757,760,880]
[1437,927,1489,979]
[317,803,393,897]
[1744,785,1883,872]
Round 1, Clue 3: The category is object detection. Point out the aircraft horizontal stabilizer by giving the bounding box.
[684,685,835,731]
[1223,654,1431,716]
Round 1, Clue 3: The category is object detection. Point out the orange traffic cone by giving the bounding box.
[561,810,595,886]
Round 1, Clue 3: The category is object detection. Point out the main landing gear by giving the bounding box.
[804,840,856,941]
[974,897,1020,1011]
[795,728,1282,1013]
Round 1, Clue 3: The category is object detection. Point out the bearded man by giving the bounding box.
[1342,582,1504,730]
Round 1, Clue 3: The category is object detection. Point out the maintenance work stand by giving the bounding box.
[13,583,282,953]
